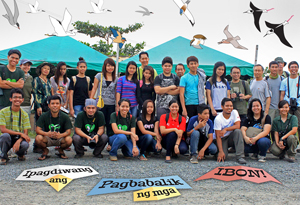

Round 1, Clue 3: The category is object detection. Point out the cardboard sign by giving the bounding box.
[194,166,281,184]
[16,165,98,192]
[133,187,181,201]
[88,175,191,196]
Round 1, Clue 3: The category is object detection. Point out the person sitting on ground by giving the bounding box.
[160,99,188,163]
[187,104,218,164]
[241,98,271,163]
[73,99,108,158]
[136,100,162,160]
[0,89,31,165]
[214,98,247,164]
[35,95,73,160]
[108,98,139,161]
[270,100,299,163]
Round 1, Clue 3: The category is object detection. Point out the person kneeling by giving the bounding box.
[241,99,271,163]
[214,98,247,164]
[160,99,188,163]
[270,100,299,163]
[0,89,31,165]
[108,98,139,161]
[35,95,72,160]
[187,104,217,164]
[73,99,108,158]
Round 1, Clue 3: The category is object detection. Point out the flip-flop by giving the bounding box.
[0,158,8,165]
[55,153,68,159]
[165,159,172,163]
[138,154,148,161]
[18,156,26,161]
[38,154,50,161]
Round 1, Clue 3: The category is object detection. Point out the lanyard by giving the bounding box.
[10,106,22,132]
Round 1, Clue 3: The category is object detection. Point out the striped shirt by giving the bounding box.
[0,107,31,132]
[116,76,138,107]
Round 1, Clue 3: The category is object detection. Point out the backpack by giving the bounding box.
[72,76,91,91]
[165,113,182,124]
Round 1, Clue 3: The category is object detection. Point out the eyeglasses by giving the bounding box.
[12,96,23,99]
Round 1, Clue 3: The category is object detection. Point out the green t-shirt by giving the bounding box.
[109,112,136,138]
[137,66,158,80]
[36,110,72,133]
[0,66,25,107]
[0,106,31,132]
[74,111,105,135]
[21,74,33,106]
[230,80,252,115]
[271,114,298,135]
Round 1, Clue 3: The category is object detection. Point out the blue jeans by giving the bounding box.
[74,105,84,117]
[244,137,271,157]
[109,134,140,157]
[190,130,218,156]
[137,134,157,155]
[129,106,138,119]
[161,132,188,156]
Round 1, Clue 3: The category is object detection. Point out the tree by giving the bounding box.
[73,21,146,57]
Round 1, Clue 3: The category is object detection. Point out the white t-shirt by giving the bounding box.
[213,109,240,139]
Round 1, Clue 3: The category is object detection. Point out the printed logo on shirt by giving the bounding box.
[6,78,16,82]
[85,124,95,133]
[213,85,227,89]
[144,124,154,129]
[118,124,128,131]
[253,123,262,129]
[56,86,66,94]
[49,124,60,132]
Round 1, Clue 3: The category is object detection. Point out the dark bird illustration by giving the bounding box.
[1,0,20,29]
[110,28,126,49]
[244,1,274,32]
[135,6,153,16]
[264,15,294,48]
[218,25,248,50]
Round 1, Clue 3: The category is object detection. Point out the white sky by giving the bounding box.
[1,0,299,71]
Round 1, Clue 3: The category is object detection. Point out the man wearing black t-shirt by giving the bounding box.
[73,99,108,158]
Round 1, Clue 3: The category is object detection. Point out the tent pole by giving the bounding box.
[116,46,120,77]
[254,45,258,65]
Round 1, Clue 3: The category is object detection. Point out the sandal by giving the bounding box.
[55,153,68,159]
[38,154,50,161]
[18,156,26,161]
[138,154,148,161]
[0,158,8,165]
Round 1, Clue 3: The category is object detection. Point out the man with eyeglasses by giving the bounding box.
[0,89,31,165]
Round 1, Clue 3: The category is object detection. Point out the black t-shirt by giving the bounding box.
[74,111,106,135]
[140,82,155,104]
[106,81,112,87]
[69,76,93,106]
[36,111,73,133]
[242,114,271,129]
[136,116,158,136]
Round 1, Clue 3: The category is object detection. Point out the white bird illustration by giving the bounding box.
[88,0,111,14]
[46,8,76,37]
[218,25,248,50]
[135,6,153,16]
[1,0,20,29]
[26,1,45,14]
[173,0,195,26]
[190,34,207,49]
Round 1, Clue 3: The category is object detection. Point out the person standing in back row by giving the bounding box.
[137,52,158,80]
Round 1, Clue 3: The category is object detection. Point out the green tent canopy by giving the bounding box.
[119,36,254,77]
[0,36,108,78]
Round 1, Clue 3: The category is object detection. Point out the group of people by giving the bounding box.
[0,49,299,165]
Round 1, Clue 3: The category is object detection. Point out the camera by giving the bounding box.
[11,135,20,145]
[290,98,298,111]
[88,134,97,149]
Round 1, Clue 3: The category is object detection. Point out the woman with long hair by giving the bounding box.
[136,100,162,160]
[160,99,187,163]
[69,57,92,117]
[50,62,70,110]
[206,61,230,121]
[270,100,299,163]
[241,98,271,162]
[90,58,118,135]
[116,61,140,118]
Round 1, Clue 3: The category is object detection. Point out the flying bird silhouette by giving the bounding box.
[135,6,153,16]
[218,25,248,50]
[110,28,126,49]
[88,0,111,14]
[190,34,207,49]
[1,0,20,29]
[27,1,45,14]
[264,15,294,48]
[244,1,274,32]
[173,0,195,26]
[46,8,76,37]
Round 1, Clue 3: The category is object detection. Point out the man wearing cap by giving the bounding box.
[19,59,33,117]
[72,99,108,158]
[275,57,290,78]
[35,95,72,160]
[0,49,24,110]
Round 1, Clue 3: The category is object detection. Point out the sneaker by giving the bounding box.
[258,155,266,163]
[237,158,247,164]
[94,154,103,158]
[74,154,84,158]
[190,155,198,164]
[285,157,295,163]
[251,153,258,160]
[109,155,118,161]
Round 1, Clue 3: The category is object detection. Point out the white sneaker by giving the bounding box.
[258,155,266,163]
